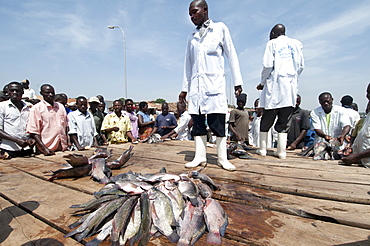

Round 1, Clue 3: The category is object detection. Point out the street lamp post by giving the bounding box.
[108,25,127,99]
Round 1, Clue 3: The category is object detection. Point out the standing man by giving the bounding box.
[68,96,98,150]
[0,82,35,158]
[123,99,139,140]
[26,84,68,155]
[179,0,243,171]
[256,24,304,159]
[101,99,137,144]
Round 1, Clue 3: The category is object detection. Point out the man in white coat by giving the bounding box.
[178,0,243,171]
[256,24,304,159]
[311,92,351,153]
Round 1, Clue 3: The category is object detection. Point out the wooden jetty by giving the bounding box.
[1,141,370,245]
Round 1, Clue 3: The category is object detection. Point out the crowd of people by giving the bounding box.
[0,0,368,172]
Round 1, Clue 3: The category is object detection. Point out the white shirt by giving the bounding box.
[343,107,360,129]
[352,113,370,166]
[260,35,304,109]
[23,88,37,99]
[174,111,192,141]
[182,20,243,114]
[68,110,97,148]
[311,105,351,145]
[0,100,31,151]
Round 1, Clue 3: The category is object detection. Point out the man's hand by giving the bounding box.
[112,127,120,132]
[341,153,361,165]
[256,84,264,90]
[179,92,187,103]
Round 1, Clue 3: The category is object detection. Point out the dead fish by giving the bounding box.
[106,145,134,169]
[93,187,127,198]
[90,147,113,159]
[148,187,179,243]
[46,165,92,182]
[70,194,121,212]
[203,198,228,245]
[63,153,89,167]
[74,197,128,241]
[237,153,257,160]
[178,175,199,206]
[188,171,219,190]
[85,219,113,246]
[90,158,111,184]
[196,181,213,198]
[134,192,151,246]
[156,181,184,223]
[110,171,139,183]
[137,173,180,183]
[177,198,206,246]
[111,196,139,245]
[120,198,142,245]
[115,181,152,195]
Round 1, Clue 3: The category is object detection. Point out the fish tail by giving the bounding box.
[207,232,221,244]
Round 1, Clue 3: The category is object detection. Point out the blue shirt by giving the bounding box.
[154,113,177,136]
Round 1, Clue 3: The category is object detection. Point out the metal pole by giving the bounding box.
[108,26,127,99]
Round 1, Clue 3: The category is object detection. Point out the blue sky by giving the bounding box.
[0,0,369,111]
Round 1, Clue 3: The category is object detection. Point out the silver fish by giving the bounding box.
[178,175,199,206]
[203,198,228,245]
[111,196,139,245]
[90,158,111,184]
[177,198,206,246]
[148,187,179,243]
[85,219,113,246]
[106,145,134,169]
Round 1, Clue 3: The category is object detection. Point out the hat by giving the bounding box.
[21,79,29,83]
[68,102,76,106]
[237,93,247,104]
[88,97,100,103]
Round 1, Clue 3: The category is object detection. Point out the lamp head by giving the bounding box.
[107,26,115,29]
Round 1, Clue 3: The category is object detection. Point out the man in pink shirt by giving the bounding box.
[26,84,68,155]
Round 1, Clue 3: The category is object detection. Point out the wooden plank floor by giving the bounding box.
[1,140,370,245]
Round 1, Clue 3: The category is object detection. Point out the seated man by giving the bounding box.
[150,102,177,137]
[287,94,311,150]
[341,84,370,167]
[101,99,137,144]
[0,82,35,158]
[161,101,192,141]
[340,95,360,129]
[310,92,351,159]
[228,93,249,144]
[27,84,68,156]
[68,96,98,150]
[21,79,39,105]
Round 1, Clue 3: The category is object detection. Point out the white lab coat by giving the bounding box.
[260,35,304,110]
[352,113,370,166]
[310,105,351,146]
[182,20,243,115]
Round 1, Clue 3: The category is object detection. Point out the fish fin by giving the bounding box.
[167,231,180,243]
[189,197,199,206]
[207,232,221,244]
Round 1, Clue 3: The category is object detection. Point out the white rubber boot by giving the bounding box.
[256,132,268,156]
[274,133,287,159]
[185,135,207,168]
[216,137,236,171]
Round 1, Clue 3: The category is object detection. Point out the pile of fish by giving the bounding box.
[65,168,228,245]
[227,142,257,160]
[44,146,134,182]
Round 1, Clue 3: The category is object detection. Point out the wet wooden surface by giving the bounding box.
[1,140,370,245]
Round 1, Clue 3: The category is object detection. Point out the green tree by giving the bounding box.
[154,98,166,104]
